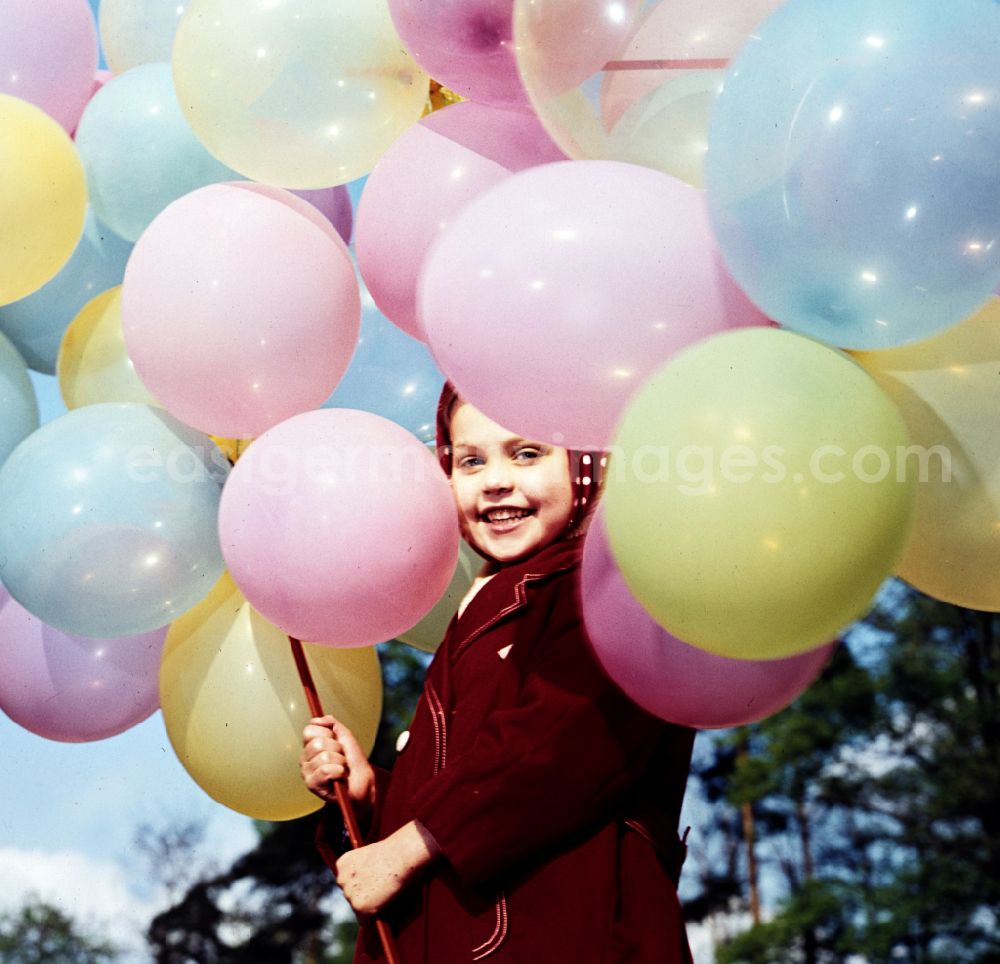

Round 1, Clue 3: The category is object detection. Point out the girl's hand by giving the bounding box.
[335,820,441,915]
[300,715,376,814]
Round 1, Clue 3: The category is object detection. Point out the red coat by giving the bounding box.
[319,537,695,963]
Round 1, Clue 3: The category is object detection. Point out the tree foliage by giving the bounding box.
[690,582,1000,964]
[0,897,119,964]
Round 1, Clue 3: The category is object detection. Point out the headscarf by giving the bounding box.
[435,382,605,552]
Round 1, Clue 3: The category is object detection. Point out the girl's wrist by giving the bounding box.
[388,820,442,880]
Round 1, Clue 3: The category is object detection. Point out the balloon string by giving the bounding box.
[289,636,404,964]
[602,58,729,70]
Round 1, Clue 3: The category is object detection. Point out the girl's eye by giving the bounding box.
[457,455,483,470]
[514,447,543,462]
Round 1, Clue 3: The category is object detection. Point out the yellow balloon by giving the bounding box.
[425,81,464,116]
[604,328,915,660]
[209,435,253,464]
[160,572,383,821]
[397,539,482,654]
[0,95,87,306]
[57,287,161,409]
[172,0,429,188]
[603,70,722,189]
[854,298,1000,611]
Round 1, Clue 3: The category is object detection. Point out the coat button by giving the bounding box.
[395,729,410,753]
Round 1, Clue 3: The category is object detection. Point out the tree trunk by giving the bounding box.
[797,797,818,964]
[737,738,761,926]
[740,800,760,926]
[796,797,815,882]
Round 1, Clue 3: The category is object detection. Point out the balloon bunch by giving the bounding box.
[0,0,450,827]
[513,0,997,729]
[1,0,998,828]
[361,0,1000,728]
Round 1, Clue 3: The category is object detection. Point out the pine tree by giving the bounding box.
[689,582,1000,964]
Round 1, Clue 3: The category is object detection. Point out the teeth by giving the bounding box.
[484,508,531,522]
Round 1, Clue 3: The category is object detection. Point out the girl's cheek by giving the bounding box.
[454,506,477,546]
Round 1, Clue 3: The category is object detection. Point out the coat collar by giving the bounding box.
[448,537,583,664]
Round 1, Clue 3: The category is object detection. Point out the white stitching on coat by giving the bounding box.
[471,892,508,960]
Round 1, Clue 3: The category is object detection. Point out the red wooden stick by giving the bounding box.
[290,637,402,964]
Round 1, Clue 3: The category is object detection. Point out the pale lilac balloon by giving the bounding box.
[0,0,98,132]
[419,159,769,449]
[389,0,527,107]
[356,102,564,341]
[121,182,360,438]
[422,99,567,172]
[291,185,354,246]
[218,408,460,646]
[580,511,835,729]
[0,587,165,742]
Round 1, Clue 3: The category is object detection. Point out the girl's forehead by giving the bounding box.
[450,403,525,448]
[452,432,528,449]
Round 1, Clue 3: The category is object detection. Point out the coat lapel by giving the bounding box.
[448,538,582,666]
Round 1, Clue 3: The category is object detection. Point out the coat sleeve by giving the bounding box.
[408,580,670,887]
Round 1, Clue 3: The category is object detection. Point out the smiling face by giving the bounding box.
[449,402,574,565]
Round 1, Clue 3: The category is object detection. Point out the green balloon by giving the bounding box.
[603,328,915,660]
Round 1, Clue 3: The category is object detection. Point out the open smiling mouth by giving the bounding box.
[480,507,536,529]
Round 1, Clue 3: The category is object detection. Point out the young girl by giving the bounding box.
[300,384,695,963]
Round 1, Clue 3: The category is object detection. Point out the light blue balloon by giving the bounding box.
[0,333,40,469]
[706,0,1000,350]
[323,261,444,442]
[0,207,133,374]
[0,403,229,637]
[346,174,367,212]
[74,62,240,242]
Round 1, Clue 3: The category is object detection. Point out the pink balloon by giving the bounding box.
[218,408,460,646]
[389,0,527,107]
[0,0,98,132]
[0,587,165,742]
[516,0,640,102]
[356,102,564,341]
[423,100,568,176]
[291,185,354,246]
[122,183,360,438]
[419,159,769,449]
[580,511,835,729]
[90,68,113,96]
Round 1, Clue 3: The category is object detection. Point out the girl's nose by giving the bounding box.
[481,460,514,493]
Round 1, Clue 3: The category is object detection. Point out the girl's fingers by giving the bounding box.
[330,720,364,757]
[303,724,341,747]
[302,716,338,742]
[303,757,346,789]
